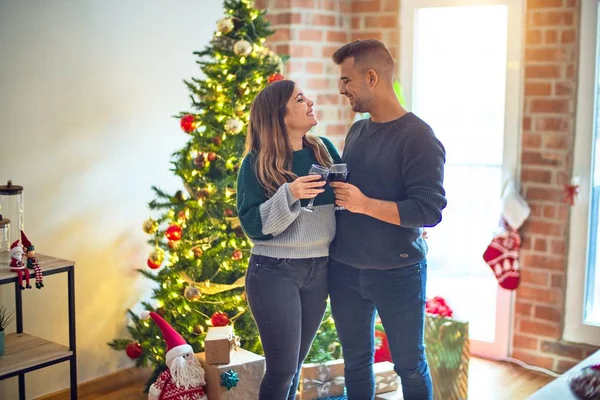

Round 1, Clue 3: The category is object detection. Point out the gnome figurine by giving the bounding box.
[141,311,208,400]
[9,240,31,290]
[20,230,44,289]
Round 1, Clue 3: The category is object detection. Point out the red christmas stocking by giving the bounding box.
[483,221,521,290]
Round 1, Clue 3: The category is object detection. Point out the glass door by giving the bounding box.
[401,0,524,358]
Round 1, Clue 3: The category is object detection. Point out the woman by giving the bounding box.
[237,79,342,400]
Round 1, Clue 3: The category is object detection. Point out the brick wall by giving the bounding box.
[256,0,353,149]
[515,0,598,373]
[257,0,599,372]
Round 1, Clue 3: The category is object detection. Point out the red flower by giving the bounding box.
[426,296,454,318]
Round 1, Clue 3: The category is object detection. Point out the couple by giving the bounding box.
[237,40,447,400]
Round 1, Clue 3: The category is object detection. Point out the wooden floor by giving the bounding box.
[38,357,554,400]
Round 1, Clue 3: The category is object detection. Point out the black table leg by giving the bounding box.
[15,281,23,334]
[68,266,77,399]
[18,374,25,400]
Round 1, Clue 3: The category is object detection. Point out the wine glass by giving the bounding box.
[329,163,349,210]
[302,164,329,213]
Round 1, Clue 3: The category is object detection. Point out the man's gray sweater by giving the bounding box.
[330,112,447,270]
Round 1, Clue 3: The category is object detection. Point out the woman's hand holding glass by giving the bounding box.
[289,174,326,201]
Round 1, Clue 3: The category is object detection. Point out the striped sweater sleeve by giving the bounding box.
[236,154,301,239]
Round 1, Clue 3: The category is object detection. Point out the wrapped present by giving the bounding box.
[196,348,265,400]
[424,297,470,400]
[205,325,238,364]
[374,361,398,394]
[299,359,345,399]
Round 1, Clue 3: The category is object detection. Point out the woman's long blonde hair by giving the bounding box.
[245,80,333,197]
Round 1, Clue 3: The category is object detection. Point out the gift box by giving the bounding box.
[197,348,265,400]
[205,325,237,364]
[299,359,345,400]
[424,314,470,400]
[374,361,398,395]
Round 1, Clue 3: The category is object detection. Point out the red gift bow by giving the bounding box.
[564,184,579,206]
[426,296,454,318]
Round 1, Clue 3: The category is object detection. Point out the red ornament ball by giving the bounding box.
[224,209,235,217]
[212,136,222,146]
[180,115,197,133]
[165,224,183,241]
[211,311,230,327]
[126,342,143,359]
[232,249,243,260]
[207,152,217,162]
[268,73,285,84]
[147,258,161,269]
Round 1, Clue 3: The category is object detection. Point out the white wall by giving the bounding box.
[0,1,223,397]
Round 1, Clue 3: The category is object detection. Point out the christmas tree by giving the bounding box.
[108,0,287,388]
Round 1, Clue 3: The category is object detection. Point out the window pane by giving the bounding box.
[585,10,600,326]
[412,5,509,342]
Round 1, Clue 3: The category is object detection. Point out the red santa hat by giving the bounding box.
[10,240,22,258]
[141,311,193,366]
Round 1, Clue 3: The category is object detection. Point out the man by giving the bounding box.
[328,39,447,400]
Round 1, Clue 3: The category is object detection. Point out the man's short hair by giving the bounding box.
[332,39,395,81]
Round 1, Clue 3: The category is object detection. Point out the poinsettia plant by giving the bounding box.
[426,296,454,318]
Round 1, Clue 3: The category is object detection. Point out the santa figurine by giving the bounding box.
[141,311,208,400]
[9,240,31,290]
[20,230,44,289]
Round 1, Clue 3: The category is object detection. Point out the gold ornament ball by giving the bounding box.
[167,240,179,250]
[225,118,243,134]
[142,219,158,234]
[149,248,165,265]
[217,18,234,34]
[233,40,252,56]
[193,247,203,258]
[184,285,201,301]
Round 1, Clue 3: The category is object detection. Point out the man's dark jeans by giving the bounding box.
[328,258,433,400]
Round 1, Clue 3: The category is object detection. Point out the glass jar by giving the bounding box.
[0,180,24,245]
[0,217,9,252]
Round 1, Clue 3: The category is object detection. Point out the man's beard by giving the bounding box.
[170,355,205,389]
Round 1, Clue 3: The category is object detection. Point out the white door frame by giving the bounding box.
[564,0,600,346]
[399,0,524,358]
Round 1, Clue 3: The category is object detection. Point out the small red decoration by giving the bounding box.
[207,152,217,162]
[564,183,579,206]
[232,249,243,260]
[224,209,235,217]
[426,296,454,318]
[180,115,197,133]
[374,330,392,363]
[167,240,179,250]
[212,136,222,146]
[126,341,143,359]
[165,224,183,241]
[211,311,230,327]
[268,73,285,84]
